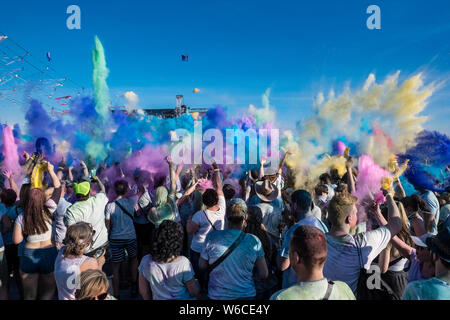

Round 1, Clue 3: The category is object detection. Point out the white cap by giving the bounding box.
[411,233,432,248]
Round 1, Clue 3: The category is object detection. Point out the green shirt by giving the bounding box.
[270,278,356,300]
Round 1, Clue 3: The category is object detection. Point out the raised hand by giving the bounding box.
[2,169,12,179]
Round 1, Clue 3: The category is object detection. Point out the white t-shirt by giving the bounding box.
[64,193,109,253]
[105,198,137,240]
[323,226,392,294]
[190,195,226,253]
[138,254,195,300]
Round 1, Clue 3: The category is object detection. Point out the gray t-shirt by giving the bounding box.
[64,193,109,253]
[105,198,137,240]
[138,254,195,300]
[323,226,391,294]
[254,202,282,237]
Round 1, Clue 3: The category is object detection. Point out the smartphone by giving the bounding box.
[93,247,106,259]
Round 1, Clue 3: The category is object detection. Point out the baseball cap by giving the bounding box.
[227,198,248,219]
[411,233,432,248]
[73,181,91,196]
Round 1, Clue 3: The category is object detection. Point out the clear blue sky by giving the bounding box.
[1,0,449,133]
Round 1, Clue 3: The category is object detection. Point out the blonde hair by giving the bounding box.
[328,193,358,227]
[75,269,109,300]
[385,202,414,258]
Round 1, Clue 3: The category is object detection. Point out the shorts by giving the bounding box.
[109,238,138,263]
[0,251,8,289]
[20,246,58,274]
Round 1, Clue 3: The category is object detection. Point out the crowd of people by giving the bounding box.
[0,150,449,300]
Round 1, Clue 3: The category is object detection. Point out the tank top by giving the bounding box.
[54,247,90,300]
[15,213,53,243]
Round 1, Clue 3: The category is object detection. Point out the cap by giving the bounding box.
[411,233,432,248]
[73,181,91,196]
[227,198,248,219]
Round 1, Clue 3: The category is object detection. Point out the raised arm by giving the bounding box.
[346,157,356,194]
[370,194,402,239]
[166,156,177,196]
[47,162,61,189]
[278,151,291,175]
[394,178,406,199]
[80,161,89,178]
[2,170,19,195]
[212,161,223,196]
[259,157,266,179]
[68,165,74,182]
[176,180,199,207]
[91,176,106,194]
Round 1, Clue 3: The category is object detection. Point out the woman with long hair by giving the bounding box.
[12,162,61,300]
[54,222,100,300]
[378,202,415,299]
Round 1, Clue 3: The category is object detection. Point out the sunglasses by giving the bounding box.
[81,292,108,301]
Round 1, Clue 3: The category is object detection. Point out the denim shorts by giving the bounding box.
[20,246,58,274]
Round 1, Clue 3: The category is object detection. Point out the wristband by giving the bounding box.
[214,169,220,172]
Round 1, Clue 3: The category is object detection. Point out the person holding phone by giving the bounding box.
[64,176,111,286]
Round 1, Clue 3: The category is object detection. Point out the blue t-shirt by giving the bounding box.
[105,198,137,240]
[280,214,329,288]
[402,277,450,300]
[201,229,265,300]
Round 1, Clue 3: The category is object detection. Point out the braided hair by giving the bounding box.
[63,222,94,257]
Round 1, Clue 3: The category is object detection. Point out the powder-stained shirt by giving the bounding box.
[64,193,109,253]
[138,254,195,300]
[201,229,265,300]
[271,278,356,300]
[323,226,391,294]
[402,277,450,300]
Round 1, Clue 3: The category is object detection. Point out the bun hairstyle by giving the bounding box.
[63,222,94,257]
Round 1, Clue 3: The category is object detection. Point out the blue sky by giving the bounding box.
[1,0,449,133]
